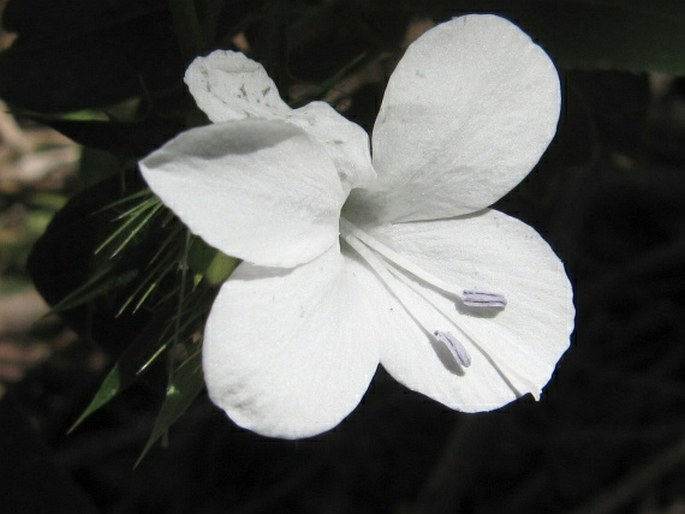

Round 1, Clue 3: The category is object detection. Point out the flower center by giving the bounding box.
[339,218,507,368]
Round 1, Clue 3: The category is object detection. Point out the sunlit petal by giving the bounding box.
[363,210,574,409]
[203,245,381,438]
[140,119,344,268]
[185,50,290,122]
[350,15,561,222]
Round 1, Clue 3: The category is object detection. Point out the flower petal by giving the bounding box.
[140,119,345,268]
[352,15,561,222]
[185,51,376,190]
[203,245,381,439]
[362,210,574,410]
[291,101,377,190]
[184,50,290,122]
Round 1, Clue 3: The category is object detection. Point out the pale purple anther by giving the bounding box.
[462,289,507,309]
[433,330,472,368]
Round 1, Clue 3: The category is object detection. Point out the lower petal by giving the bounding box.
[362,210,574,411]
[203,245,381,439]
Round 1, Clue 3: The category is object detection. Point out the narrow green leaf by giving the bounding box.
[68,366,123,433]
[95,188,153,215]
[109,202,164,257]
[135,349,205,466]
[95,198,162,256]
[49,269,138,315]
[28,172,165,355]
[68,315,171,433]
[116,224,185,315]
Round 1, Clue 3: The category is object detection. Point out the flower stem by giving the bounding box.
[162,229,191,448]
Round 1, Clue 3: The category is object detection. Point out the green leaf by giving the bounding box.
[75,147,122,192]
[48,268,139,314]
[68,314,172,432]
[27,172,160,354]
[28,116,186,159]
[186,236,218,275]
[135,349,205,466]
[187,237,239,286]
[69,368,122,433]
[204,252,240,285]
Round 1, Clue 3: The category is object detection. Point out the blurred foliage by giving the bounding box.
[1,0,685,513]
[3,0,685,111]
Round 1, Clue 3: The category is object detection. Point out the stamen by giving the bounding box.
[340,219,459,297]
[462,289,507,309]
[386,263,540,397]
[340,219,507,312]
[433,330,471,367]
[343,226,538,398]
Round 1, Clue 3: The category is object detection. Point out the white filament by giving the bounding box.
[340,218,507,309]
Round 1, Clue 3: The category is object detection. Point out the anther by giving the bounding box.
[462,289,507,309]
[433,330,472,368]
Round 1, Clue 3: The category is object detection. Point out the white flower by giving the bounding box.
[140,15,574,439]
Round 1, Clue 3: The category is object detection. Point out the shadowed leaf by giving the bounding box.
[136,349,205,466]
[68,313,172,433]
[28,116,186,159]
[27,172,158,354]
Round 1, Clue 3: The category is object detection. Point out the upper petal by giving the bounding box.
[359,210,574,410]
[351,15,561,222]
[140,119,345,268]
[203,245,381,439]
[185,50,376,191]
[291,101,377,190]
[184,50,290,122]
